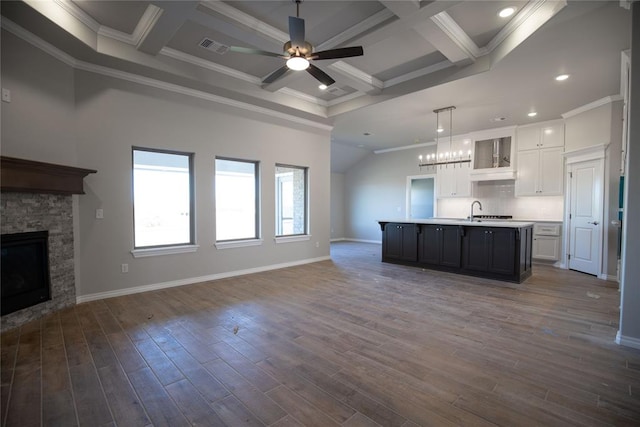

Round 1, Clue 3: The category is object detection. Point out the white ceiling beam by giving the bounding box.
[355,1,461,47]
[136,1,199,55]
[315,8,395,51]
[327,62,382,95]
[198,0,288,44]
[488,0,567,63]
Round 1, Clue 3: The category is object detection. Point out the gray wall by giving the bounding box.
[619,3,640,346]
[1,30,331,300]
[344,147,426,242]
[330,172,345,240]
[1,31,76,163]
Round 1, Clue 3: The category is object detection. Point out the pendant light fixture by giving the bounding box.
[418,106,472,169]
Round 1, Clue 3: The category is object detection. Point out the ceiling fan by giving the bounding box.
[228,0,364,87]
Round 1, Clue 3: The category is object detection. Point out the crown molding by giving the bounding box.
[374,140,437,154]
[326,91,365,108]
[2,18,78,68]
[384,59,452,88]
[199,0,288,43]
[2,18,332,132]
[52,0,100,32]
[133,4,163,48]
[430,11,481,59]
[562,95,624,119]
[159,47,261,85]
[278,88,327,107]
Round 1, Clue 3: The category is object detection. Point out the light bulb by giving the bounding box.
[286,56,310,71]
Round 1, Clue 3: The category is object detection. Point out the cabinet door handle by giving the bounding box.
[588,221,599,225]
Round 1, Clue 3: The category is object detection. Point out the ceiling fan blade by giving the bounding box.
[263,65,292,84]
[229,46,283,58]
[289,16,305,48]
[306,64,335,87]
[310,46,364,60]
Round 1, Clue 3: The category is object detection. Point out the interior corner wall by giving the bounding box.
[619,2,640,347]
[330,172,345,240]
[1,31,332,300]
[344,147,426,242]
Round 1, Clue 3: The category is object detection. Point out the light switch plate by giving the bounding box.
[96,209,104,219]
[2,88,11,103]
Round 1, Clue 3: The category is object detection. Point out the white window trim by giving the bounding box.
[131,244,199,258]
[275,234,311,244]
[215,238,264,250]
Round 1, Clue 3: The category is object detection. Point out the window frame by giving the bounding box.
[274,163,309,239]
[131,146,196,253]
[214,156,261,245]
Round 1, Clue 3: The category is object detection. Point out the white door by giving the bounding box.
[568,159,602,275]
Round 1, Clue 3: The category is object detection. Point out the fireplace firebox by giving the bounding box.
[1,231,51,316]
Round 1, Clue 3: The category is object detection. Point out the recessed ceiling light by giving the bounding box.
[363,132,372,136]
[498,7,515,18]
[555,74,570,81]
[437,127,444,133]
[528,112,537,117]
[318,84,327,90]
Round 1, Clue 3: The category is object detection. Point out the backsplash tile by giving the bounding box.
[437,181,564,220]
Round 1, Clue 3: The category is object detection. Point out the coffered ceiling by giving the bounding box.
[0,1,632,170]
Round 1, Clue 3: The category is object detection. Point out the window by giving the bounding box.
[215,157,259,241]
[132,148,194,249]
[275,164,308,236]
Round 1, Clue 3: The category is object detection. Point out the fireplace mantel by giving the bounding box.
[1,156,97,195]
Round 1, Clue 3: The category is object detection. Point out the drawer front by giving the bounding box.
[534,223,561,236]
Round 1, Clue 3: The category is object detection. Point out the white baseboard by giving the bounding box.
[330,238,346,242]
[599,273,618,282]
[76,255,331,303]
[615,331,640,350]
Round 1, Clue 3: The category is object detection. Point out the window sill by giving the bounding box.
[131,244,199,258]
[215,239,264,250]
[275,234,311,244]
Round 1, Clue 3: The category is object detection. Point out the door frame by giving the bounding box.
[562,144,607,277]
[406,174,437,219]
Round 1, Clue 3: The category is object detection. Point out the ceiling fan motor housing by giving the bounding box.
[284,40,312,57]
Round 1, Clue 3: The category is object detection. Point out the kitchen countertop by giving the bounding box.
[378,218,535,228]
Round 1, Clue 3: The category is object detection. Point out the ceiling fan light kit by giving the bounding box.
[227,0,363,88]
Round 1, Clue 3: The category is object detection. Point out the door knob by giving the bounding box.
[588,221,599,225]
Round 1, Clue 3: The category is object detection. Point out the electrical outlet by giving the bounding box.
[121,263,128,273]
[315,241,319,248]
[96,209,104,219]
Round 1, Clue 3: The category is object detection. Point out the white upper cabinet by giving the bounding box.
[517,120,565,151]
[435,136,473,198]
[515,120,565,196]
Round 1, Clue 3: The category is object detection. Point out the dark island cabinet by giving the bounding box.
[418,225,462,268]
[462,227,516,276]
[379,221,533,283]
[381,222,418,262]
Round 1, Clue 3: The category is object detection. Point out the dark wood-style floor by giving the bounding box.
[2,242,640,426]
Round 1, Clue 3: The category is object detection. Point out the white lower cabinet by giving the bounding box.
[533,223,562,261]
[515,147,564,196]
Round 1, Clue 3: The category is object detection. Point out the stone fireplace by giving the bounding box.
[0,156,96,332]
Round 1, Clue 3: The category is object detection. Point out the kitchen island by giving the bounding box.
[378,219,534,283]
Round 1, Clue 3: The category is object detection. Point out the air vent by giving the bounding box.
[326,86,347,96]
[198,38,229,54]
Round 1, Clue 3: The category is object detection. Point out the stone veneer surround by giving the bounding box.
[1,192,75,331]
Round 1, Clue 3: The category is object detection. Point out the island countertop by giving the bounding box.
[378,218,535,228]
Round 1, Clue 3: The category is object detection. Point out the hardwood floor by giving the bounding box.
[2,241,640,426]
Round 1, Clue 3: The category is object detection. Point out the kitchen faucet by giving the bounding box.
[470,200,482,221]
